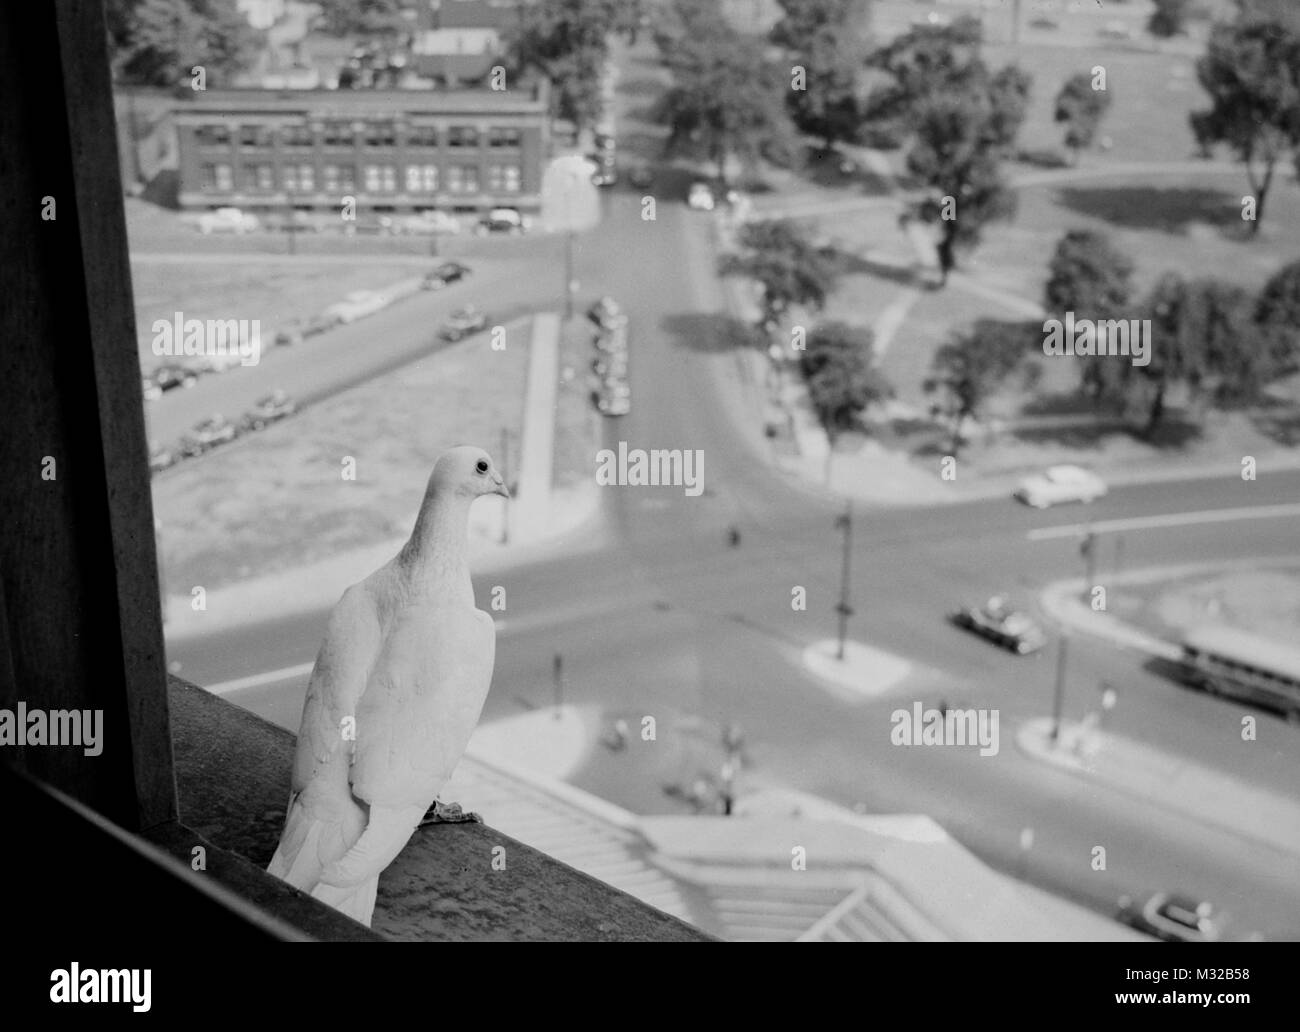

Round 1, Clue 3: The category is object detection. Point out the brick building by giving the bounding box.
[172,81,550,215]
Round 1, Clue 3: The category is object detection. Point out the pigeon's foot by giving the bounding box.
[420,800,483,826]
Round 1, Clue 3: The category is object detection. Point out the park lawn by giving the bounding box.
[152,318,531,592]
[986,41,1209,167]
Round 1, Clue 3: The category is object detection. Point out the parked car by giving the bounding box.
[275,321,304,347]
[688,182,715,211]
[325,289,388,324]
[198,207,259,234]
[1014,465,1108,508]
[240,389,297,431]
[474,208,527,236]
[594,131,615,152]
[587,296,625,331]
[392,210,460,236]
[592,165,618,187]
[951,596,1047,655]
[305,311,344,337]
[594,321,629,354]
[178,415,237,457]
[422,261,471,290]
[628,165,654,190]
[144,362,199,397]
[1117,893,1221,943]
[1099,20,1136,41]
[595,381,630,417]
[148,444,176,473]
[142,377,162,402]
[438,306,489,341]
[593,351,628,380]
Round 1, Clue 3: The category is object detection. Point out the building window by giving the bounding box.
[487,164,521,192]
[244,163,275,191]
[239,125,272,149]
[196,124,232,147]
[201,163,234,191]
[406,164,438,193]
[282,164,315,192]
[447,126,480,149]
[406,126,439,148]
[363,164,397,192]
[281,124,314,149]
[364,121,397,147]
[323,121,355,147]
[447,164,479,193]
[323,164,356,193]
[487,127,521,148]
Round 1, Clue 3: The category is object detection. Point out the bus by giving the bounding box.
[1179,624,1300,723]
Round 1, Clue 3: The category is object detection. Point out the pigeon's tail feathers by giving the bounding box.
[311,877,380,927]
[267,787,366,891]
[319,802,428,890]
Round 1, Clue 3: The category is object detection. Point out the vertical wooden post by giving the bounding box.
[0,0,177,829]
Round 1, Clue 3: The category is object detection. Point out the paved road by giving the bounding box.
[140,237,565,447]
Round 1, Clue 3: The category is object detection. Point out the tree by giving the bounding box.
[1254,259,1300,373]
[1190,6,1300,234]
[905,75,1026,284]
[800,322,892,443]
[1054,73,1112,163]
[1148,0,1193,38]
[719,220,839,331]
[112,0,259,86]
[923,321,1037,455]
[656,9,795,182]
[869,17,1028,283]
[315,0,402,36]
[1043,230,1134,316]
[1043,229,1135,407]
[505,0,635,131]
[770,0,873,152]
[1127,275,1263,435]
[865,15,984,123]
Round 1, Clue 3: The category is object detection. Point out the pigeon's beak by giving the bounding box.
[491,472,509,498]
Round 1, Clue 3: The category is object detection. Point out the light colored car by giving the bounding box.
[1117,893,1221,943]
[325,290,388,324]
[688,182,715,211]
[438,306,489,341]
[393,210,460,235]
[198,207,259,234]
[1014,465,1107,508]
[474,207,529,235]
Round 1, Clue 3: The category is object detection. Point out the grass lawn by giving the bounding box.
[152,319,531,592]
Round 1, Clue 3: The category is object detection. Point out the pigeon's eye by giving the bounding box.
[475,459,489,474]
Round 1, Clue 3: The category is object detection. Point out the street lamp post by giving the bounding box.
[834,500,854,661]
[1051,634,1069,743]
[552,652,564,717]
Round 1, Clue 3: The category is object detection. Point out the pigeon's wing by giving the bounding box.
[351,604,496,809]
[290,583,384,795]
[314,606,495,891]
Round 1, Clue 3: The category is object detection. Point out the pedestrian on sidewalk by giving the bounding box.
[727,524,741,548]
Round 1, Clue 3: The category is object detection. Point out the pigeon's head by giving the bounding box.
[433,445,509,500]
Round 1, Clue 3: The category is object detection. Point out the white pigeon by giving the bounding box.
[267,445,508,926]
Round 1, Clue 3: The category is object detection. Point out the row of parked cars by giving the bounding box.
[194,205,530,238]
[149,390,297,473]
[587,297,629,417]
